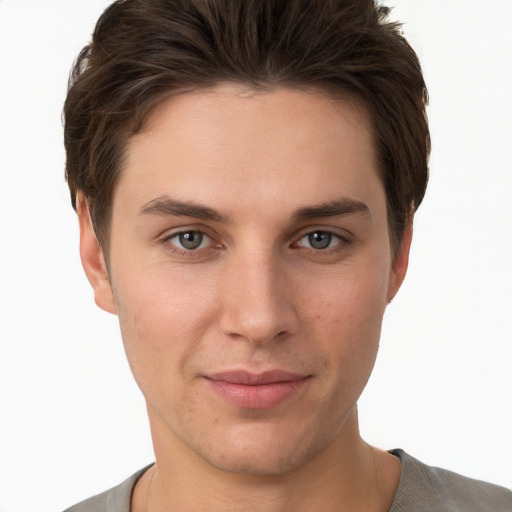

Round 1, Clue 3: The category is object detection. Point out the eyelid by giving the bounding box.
[158,224,351,256]
[159,224,217,242]
[160,225,223,255]
[290,226,353,257]
[167,230,212,250]
[292,225,352,244]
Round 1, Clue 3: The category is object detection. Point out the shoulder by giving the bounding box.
[389,449,512,512]
[63,466,152,512]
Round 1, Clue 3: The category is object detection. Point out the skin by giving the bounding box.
[79,85,411,511]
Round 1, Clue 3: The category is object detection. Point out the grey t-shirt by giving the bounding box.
[64,450,512,511]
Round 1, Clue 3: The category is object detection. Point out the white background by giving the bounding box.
[0,1,511,511]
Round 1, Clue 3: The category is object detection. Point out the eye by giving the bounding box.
[167,230,211,250]
[296,231,343,250]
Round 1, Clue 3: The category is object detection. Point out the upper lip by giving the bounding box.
[205,370,309,385]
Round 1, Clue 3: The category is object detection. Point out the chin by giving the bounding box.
[191,422,335,477]
[205,448,310,477]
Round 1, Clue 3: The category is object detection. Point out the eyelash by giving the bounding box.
[161,228,350,258]
[293,230,349,253]
[162,230,220,258]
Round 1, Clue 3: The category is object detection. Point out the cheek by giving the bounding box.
[114,260,219,338]
[302,261,390,383]
[111,265,219,399]
[305,257,389,332]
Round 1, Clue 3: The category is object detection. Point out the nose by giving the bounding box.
[218,248,299,345]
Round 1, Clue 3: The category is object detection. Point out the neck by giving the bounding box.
[133,407,400,512]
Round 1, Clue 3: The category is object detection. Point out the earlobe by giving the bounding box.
[77,196,117,315]
[387,221,413,303]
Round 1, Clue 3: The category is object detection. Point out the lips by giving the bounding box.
[204,370,310,409]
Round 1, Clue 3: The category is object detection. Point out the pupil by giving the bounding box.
[308,231,331,250]
[179,231,202,250]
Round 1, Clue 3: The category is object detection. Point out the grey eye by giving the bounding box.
[296,230,345,251]
[307,231,332,250]
[177,231,205,250]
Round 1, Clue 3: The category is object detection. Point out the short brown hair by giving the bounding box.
[64,0,429,252]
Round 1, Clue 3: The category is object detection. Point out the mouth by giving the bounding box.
[204,370,311,409]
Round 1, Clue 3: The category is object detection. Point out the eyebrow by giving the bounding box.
[139,196,227,222]
[138,195,370,223]
[292,197,371,222]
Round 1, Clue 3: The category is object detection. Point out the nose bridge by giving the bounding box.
[219,243,297,344]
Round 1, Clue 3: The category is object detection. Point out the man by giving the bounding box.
[62,0,512,510]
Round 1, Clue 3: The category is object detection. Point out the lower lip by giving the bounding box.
[206,378,309,409]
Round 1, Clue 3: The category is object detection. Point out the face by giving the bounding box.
[80,85,410,476]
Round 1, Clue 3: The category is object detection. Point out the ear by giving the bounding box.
[387,221,413,303]
[77,196,117,315]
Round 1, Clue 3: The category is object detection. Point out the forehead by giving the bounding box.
[115,84,383,220]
